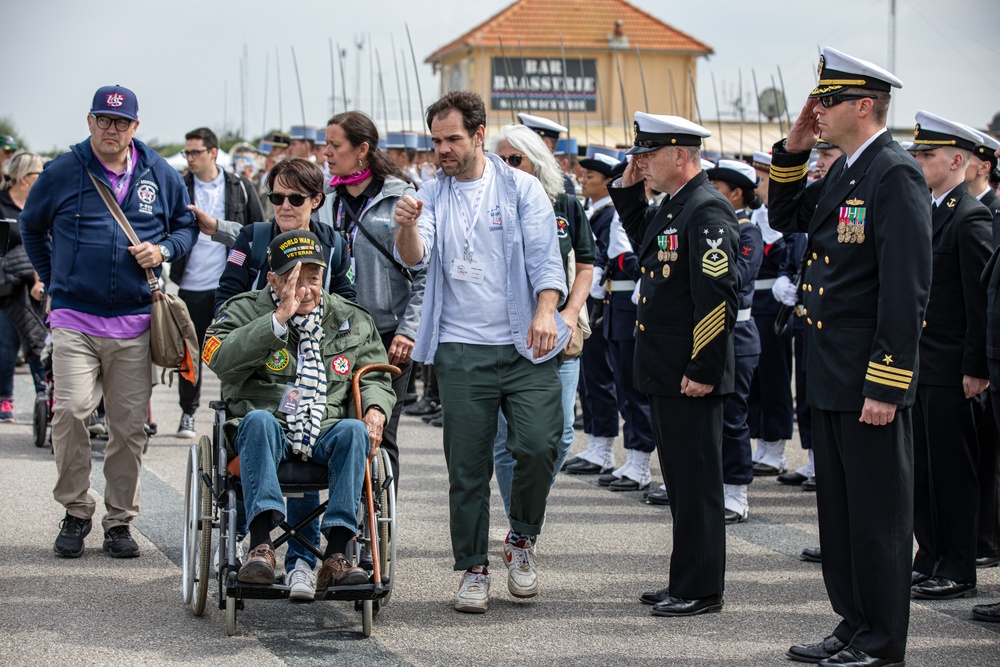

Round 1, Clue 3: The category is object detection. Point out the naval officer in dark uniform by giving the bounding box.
[769,47,931,667]
[610,112,738,617]
[907,112,992,600]
[707,160,764,522]
[970,129,1000,570]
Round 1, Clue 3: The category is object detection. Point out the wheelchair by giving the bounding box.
[181,363,400,637]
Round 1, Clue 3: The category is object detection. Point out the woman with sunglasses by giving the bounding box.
[215,157,354,311]
[488,124,596,520]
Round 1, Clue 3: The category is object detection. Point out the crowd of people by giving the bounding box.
[2,43,1000,665]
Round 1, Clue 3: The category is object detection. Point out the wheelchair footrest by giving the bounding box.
[227,580,391,602]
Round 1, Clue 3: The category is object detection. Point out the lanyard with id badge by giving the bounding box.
[449,161,493,286]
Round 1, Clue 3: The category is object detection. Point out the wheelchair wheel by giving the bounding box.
[182,444,199,606]
[225,594,238,636]
[361,599,373,637]
[377,447,397,607]
[191,436,213,616]
[32,395,47,448]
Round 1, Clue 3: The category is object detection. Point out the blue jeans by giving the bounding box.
[493,356,579,518]
[0,309,19,399]
[234,411,368,557]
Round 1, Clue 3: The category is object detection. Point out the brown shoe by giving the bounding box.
[317,553,368,588]
[236,544,276,584]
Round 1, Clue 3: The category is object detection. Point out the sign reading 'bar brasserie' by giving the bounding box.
[491,58,597,112]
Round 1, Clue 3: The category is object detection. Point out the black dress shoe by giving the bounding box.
[573,414,584,430]
[910,571,931,586]
[800,547,821,563]
[403,397,439,416]
[786,635,846,663]
[971,600,1000,622]
[753,462,784,476]
[608,476,649,492]
[597,473,618,486]
[650,593,723,617]
[975,555,1000,568]
[777,471,807,486]
[724,509,748,524]
[645,489,670,506]
[818,646,904,666]
[910,576,977,600]
[429,413,443,427]
[561,455,584,471]
[564,460,610,475]
[801,476,817,492]
[420,409,442,423]
[639,586,670,605]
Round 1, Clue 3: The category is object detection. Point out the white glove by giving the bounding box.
[630,283,640,305]
[590,266,606,300]
[606,214,632,259]
[771,274,798,307]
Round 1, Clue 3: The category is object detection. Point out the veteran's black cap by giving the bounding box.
[268,230,327,275]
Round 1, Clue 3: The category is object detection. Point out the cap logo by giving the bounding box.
[914,124,920,138]
[817,55,825,78]
[105,92,125,108]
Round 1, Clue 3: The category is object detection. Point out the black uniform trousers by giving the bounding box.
[649,394,726,599]
[792,314,813,449]
[723,352,758,485]
[579,297,619,438]
[177,288,217,415]
[980,358,1000,560]
[912,385,982,584]
[608,336,654,453]
[813,407,912,661]
[748,309,795,441]
[379,330,412,493]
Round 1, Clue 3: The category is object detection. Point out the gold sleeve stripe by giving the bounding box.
[769,163,809,175]
[770,165,809,183]
[692,302,727,359]
[866,362,913,378]
[865,368,912,385]
[865,373,910,390]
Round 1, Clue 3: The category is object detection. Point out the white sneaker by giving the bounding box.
[288,559,317,601]
[455,567,490,613]
[504,535,538,598]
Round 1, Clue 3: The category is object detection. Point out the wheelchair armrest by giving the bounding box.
[210,400,227,411]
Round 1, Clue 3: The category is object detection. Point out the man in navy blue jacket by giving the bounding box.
[21,85,197,559]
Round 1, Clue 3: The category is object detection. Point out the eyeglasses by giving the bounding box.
[268,192,314,207]
[499,154,524,168]
[91,115,133,131]
[819,93,873,109]
[183,148,212,159]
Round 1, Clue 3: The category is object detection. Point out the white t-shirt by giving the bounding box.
[180,168,228,292]
[438,166,513,346]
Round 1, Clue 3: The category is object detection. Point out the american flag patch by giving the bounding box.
[227,249,247,266]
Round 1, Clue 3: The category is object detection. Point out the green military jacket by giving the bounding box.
[203,288,396,457]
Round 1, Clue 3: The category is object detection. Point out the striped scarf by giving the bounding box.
[271,290,326,460]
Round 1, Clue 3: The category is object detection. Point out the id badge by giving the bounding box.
[278,382,302,415]
[449,258,486,285]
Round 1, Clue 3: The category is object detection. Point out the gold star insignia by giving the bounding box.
[883,355,894,365]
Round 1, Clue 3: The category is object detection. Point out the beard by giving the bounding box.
[438,148,477,178]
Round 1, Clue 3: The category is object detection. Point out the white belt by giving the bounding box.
[754,278,776,290]
[737,308,752,322]
[609,280,637,291]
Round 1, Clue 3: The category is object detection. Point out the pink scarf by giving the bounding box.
[329,168,371,187]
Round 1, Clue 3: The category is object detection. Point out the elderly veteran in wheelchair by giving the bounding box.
[203,229,395,591]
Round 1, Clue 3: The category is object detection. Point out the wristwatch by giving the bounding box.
[158,244,172,262]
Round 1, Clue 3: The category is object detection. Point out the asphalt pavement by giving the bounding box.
[0,363,997,666]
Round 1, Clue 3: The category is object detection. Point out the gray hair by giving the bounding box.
[2,151,44,189]
[490,124,564,202]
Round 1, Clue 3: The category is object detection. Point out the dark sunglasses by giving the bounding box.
[819,93,873,109]
[268,192,314,207]
[499,153,524,167]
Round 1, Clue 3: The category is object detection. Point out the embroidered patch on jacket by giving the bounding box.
[202,336,222,364]
[692,302,726,359]
[227,249,247,266]
[265,349,290,372]
[332,355,351,375]
[702,239,729,278]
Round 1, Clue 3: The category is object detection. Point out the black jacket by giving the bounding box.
[918,182,991,386]
[734,210,763,357]
[767,131,932,410]
[610,171,739,396]
[170,168,265,285]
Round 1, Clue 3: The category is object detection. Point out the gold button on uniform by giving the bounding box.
[807,317,813,325]
[817,321,823,329]
[812,252,818,260]
[642,297,647,304]
[824,256,830,264]
[819,287,824,295]
[807,259,813,266]
[639,324,645,331]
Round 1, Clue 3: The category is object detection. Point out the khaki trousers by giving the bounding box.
[51,327,151,531]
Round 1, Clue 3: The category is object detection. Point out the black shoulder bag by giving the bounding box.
[340,197,413,282]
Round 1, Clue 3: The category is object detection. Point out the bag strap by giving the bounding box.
[87,171,159,293]
[249,221,272,290]
[340,196,413,282]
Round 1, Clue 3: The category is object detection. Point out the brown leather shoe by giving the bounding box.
[236,544,276,584]
[317,553,369,588]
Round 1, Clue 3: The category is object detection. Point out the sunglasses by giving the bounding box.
[819,93,873,108]
[183,148,211,159]
[268,192,314,207]
[499,154,524,167]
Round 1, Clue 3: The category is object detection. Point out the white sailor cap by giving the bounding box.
[751,151,772,171]
[912,111,982,152]
[811,47,902,99]
[517,112,567,139]
[970,128,1000,166]
[700,158,716,171]
[707,159,759,192]
[628,111,710,155]
[578,152,620,177]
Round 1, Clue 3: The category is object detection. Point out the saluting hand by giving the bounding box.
[785,98,822,153]
[270,263,306,325]
[620,157,644,188]
[394,195,423,228]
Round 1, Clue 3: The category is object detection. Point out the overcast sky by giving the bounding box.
[5,0,998,153]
